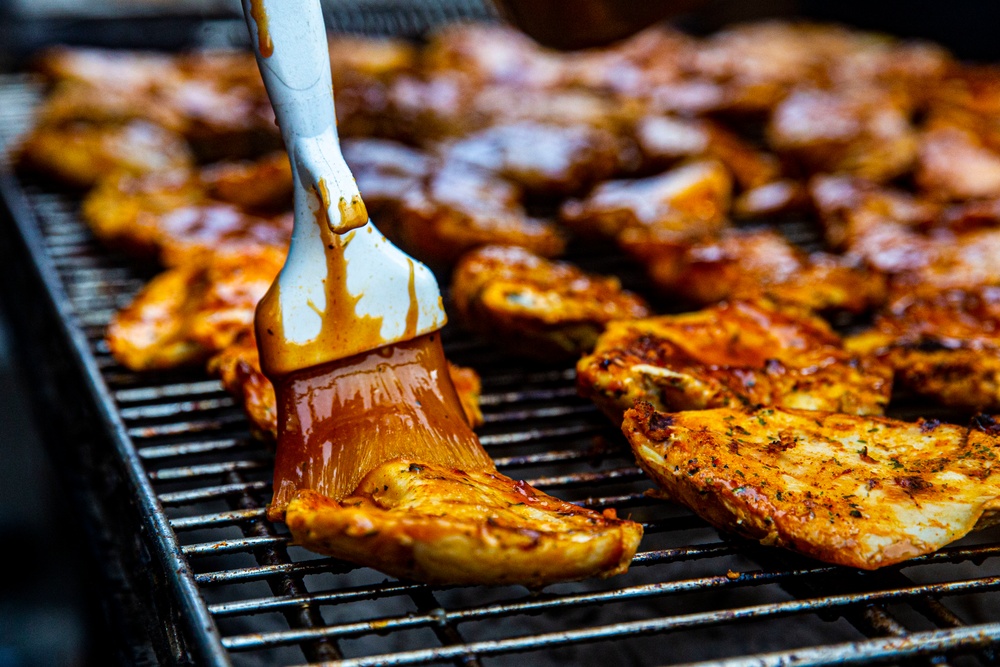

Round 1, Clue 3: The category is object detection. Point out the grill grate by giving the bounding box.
[4,49,1000,666]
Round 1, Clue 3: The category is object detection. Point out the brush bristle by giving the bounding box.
[268,333,494,516]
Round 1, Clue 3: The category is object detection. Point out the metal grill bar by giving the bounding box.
[159,480,271,505]
[285,582,1000,667]
[680,624,1000,667]
[182,535,291,557]
[222,567,838,651]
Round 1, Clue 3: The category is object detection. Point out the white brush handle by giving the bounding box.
[242,0,447,373]
[242,0,361,232]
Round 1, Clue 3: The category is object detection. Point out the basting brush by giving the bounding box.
[240,0,494,517]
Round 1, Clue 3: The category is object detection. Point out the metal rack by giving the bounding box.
[3,40,1000,666]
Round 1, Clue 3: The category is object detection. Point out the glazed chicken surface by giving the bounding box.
[16,120,194,188]
[450,245,650,359]
[848,287,1000,411]
[286,460,643,587]
[577,300,892,423]
[82,166,292,266]
[108,248,284,371]
[560,160,732,244]
[634,115,781,190]
[396,160,566,267]
[437,121,622,195]
[627,228,887,313]
[624,402,1000,569]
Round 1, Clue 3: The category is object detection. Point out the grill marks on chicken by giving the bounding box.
[285,460,642,587]
[848,287,1000,411]
[451,245,650,360]
[577,300,892,423]
[623,402,1000,569]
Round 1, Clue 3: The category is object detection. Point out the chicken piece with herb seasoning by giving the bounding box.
[450,245,651,360]
[577,300,892,424]
[624,402,1000,569]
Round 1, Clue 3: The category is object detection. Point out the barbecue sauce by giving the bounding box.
[248,0,273,58]
[258,184,492,518]
[267,333,493,517]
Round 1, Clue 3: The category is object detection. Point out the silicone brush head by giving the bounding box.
[268,333,494,516]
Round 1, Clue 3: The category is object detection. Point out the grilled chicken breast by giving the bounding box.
[206,331,277,438]
[623,402,1000,569]
[768,86,917,182]
[107,249,284,371]
[438,121,621,196]
[626,228,886,313]
[809,175,1000,293]
[83,168,291,266]
[917,125,1000,201]
[560,160,731,244]
[16,120,193,188]
[451,245,650,360]
[848,286,1000,411]
[635,116,781,190]
[577,300,892,423]
[396,161,565,267]
[285,459,642,586]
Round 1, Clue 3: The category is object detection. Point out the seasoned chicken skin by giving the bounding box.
[208,331,485,438]
[633,228,886,313]
[107,248,284,371]
[450,245,651,360]
[285,459,642,586]
[624,402,1000,569]
[577,300,892,423]
[847,287,1000,411]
